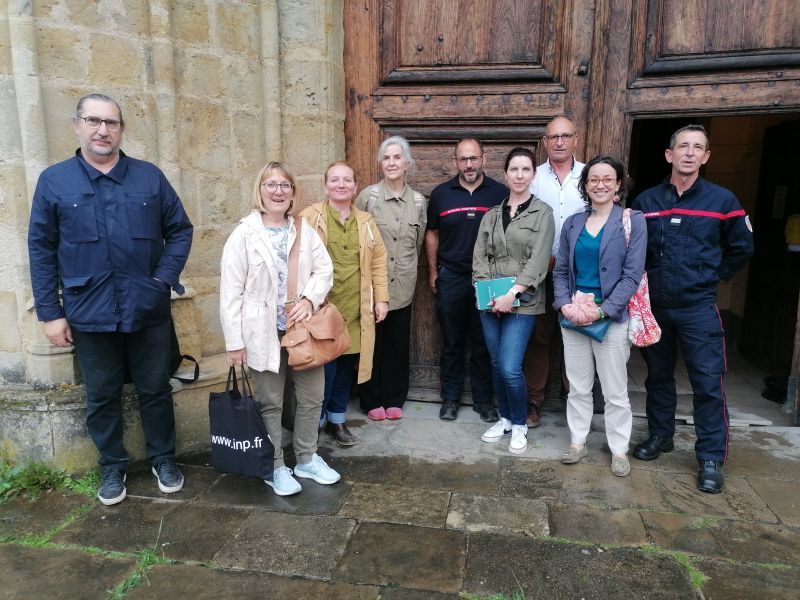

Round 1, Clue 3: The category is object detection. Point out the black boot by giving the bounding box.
[697,460,724,493]
[439,401,459,421]
[632,435,674,461]
[473,404,499,423]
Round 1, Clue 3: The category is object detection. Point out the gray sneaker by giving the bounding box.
[98,468,126,506]
[152,460,184,494]
[294,453,341,485]
[265,465,302,496]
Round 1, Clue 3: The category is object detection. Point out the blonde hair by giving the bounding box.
[324,160,357,184]
[251,161,296,216]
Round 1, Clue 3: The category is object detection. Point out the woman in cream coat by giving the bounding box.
[300,161,389,447]
[220,161,340,497]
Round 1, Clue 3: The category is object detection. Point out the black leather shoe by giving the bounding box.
[326,422,356,447]
[439,402,459,421]
[473,405,499,423]
[697,460,724,494]
[632,435,674,461]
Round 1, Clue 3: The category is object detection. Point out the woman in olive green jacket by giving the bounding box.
[299,161,389,446]
[473,147,554,455]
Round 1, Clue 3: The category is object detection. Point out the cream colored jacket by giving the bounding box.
[219,211,333,373]
[299,201,389,383]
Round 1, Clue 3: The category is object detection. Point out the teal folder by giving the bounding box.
[475,277,520,310]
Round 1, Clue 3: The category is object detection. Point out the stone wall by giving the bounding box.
[0,0,345,386]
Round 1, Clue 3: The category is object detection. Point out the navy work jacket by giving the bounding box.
[631,177,753,308]
[28,151,193,332]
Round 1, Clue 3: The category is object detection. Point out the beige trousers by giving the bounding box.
[250,348,324,468]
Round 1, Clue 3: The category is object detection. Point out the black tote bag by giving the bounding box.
[208,366,274,480]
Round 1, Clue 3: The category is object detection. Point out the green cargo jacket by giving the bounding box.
[472,196,555,315]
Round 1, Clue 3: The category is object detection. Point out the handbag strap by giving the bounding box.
[285,219,302,319]
[239,365,254,398]
[226,365,239,394]
[622,208,632,246]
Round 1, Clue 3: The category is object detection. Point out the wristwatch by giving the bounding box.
[511,290,522,299]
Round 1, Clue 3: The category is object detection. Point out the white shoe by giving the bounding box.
[481,418,511,443]
[265,465,301,496]
[509,425,528,454]
[294,453,341,485]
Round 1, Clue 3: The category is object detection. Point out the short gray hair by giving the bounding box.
[377,135,415,170]
[76,93,124,126]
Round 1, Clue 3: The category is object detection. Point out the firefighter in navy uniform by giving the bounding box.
[630,124,753,494]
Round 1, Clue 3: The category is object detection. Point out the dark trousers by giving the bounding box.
[435,266,492,407]
[72,321,176,471]
[641,303,729,462]
[523,274,569,413]
[360,304,412,411]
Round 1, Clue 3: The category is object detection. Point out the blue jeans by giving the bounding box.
[479,312,537,426]
[323,353,358,424]
[71,321,175,471]
[435,266,493,407]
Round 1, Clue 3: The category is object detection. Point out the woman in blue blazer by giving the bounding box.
[552,156,647,477]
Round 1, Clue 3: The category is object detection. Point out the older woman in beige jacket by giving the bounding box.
[220,161,340,497]
[299,161,389,446]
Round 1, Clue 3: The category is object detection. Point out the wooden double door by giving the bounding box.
[344,0,800,394]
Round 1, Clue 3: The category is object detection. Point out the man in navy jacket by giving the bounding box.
[28,94,193,505]
[631,124,753,493]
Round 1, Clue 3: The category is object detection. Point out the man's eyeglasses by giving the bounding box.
[262,181,294,192]
[587,176,617,187]
[455,155,483,166]
[544,133,575,142]
[77,116,122,131]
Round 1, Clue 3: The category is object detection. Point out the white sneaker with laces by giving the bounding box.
[265,465,301,496]
[294,453,341,485]
[481,418,512,443]
[509,424,528,454]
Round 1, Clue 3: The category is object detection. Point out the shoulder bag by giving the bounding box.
[280,222,352,370]
[622,208,661,347]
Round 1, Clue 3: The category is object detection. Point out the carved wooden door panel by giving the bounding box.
[344,0,597,393]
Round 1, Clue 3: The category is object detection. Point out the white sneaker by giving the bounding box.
[509,425,528,454]
[481,418,512,443]
[294,453,341,485]
[265,465,301,496]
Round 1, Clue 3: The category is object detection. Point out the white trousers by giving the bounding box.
[562,319,632,455]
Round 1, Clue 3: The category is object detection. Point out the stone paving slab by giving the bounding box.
[0,492,90,538]
[498,457,563,500]
[554,462,776,521]
[446,493,549,537]
[150,503,252,562]
[197,472,351,515]
[694,557,800,600]
[338,483,450,527]
[335,522,466,592]
[745,477,800,526]
[463,533,695,599]
[548,506,648,546]
[124,564,380,600]
[52,497,180,553]
[709,519,800,564]
[214,511,356,580]
[403,460,500,495]
[126,464,222,501]
[641,512,727,557]
[380,589,462,600]
[0,544,134,600]
[318,453,409,485]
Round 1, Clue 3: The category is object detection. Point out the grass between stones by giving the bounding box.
[0,451,99,503]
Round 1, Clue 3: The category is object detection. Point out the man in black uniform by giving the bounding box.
[425,138,508,421]
[631,124,753,494]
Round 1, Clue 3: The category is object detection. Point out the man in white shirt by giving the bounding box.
[524,116,585,427]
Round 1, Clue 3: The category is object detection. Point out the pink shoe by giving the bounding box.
[386,407,403,420]
[367,407,387,421]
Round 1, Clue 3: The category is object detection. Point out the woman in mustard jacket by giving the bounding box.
[299,161,389,446]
